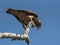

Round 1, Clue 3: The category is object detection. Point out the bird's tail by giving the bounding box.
[6,8,16,15]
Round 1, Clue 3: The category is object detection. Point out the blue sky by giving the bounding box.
[0,0,60,45]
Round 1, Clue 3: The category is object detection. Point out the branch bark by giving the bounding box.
[0,20,35,45]
[0,32,30,44]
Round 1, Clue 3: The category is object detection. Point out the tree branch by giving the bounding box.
[0,20,35,45]
[0,32,30,44]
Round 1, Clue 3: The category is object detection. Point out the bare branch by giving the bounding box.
[0,32,30,44]
[0,20,34,45]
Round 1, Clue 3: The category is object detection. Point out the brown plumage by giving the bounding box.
[6,8,41,29]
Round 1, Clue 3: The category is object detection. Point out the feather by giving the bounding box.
[6,8,41,29]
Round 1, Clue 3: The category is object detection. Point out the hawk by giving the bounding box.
[6,8,41,30]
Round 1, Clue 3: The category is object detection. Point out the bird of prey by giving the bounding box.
[6,8,41,30]
[6,8,41,44]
